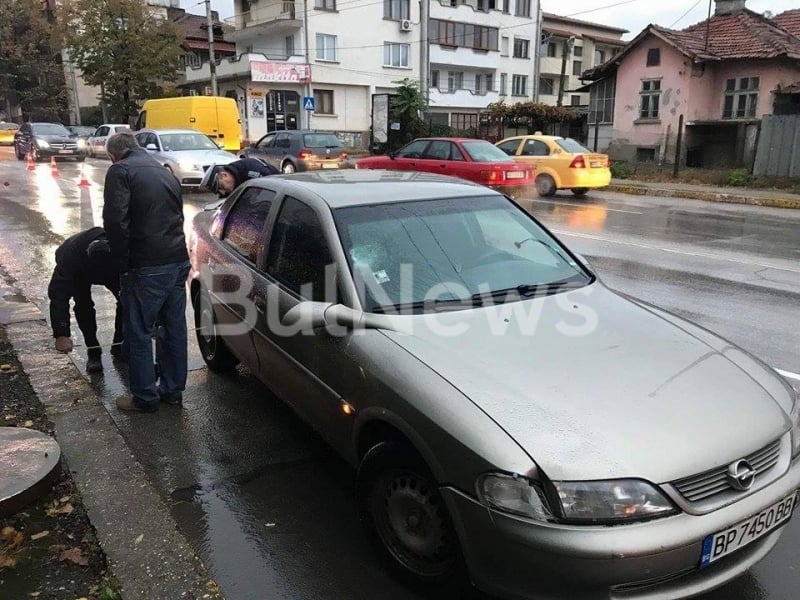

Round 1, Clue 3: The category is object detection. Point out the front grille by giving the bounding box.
[673,439,781,503]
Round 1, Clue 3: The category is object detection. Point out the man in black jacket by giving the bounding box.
[103,132,190,413]
[48,227,123,373]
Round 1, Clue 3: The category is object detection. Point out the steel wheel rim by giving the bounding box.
[198,299,218,359]
[369,468,455,578]
[282,163,295,174]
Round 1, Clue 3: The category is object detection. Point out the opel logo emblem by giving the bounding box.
[727,459,756,491]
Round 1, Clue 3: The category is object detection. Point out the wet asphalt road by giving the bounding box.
[0,147,798,600]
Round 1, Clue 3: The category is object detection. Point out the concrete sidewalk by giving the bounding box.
[606,178,800,209]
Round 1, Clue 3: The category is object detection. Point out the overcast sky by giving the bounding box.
[187,0,797,40]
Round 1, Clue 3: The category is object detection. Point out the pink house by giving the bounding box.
[582,1,800,168]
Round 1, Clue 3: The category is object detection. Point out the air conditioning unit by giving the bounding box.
[399,19,412,32]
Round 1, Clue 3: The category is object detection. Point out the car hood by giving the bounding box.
[379,283,792,483]
[35,134,74,143]
[160,149,236,165]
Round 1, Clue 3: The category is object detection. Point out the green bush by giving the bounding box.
[610,161,634,179]
[728,168,751,187]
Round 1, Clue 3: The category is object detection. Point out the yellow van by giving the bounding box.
[135,96,242,152]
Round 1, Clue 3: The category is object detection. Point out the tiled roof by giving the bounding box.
[773,9,800,36]
[542,12,628,34]
[172,12,232,43]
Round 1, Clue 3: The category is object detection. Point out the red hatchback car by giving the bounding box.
[356,137,535,196]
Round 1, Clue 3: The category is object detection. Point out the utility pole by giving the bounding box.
[420,0,430,107]
[205,0,218,96]
[303,0,311,129]
[532,0,542,103]
[556,36,574,107]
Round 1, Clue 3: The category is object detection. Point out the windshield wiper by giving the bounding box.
[373,296,477,314]
[471,278,586,303]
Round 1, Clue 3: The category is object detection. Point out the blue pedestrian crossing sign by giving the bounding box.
[303,96,315,111]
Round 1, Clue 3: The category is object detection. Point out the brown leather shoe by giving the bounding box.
[115,395,157,413]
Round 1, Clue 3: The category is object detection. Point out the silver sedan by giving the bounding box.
[134,128,236,187]
[187,170,799,599]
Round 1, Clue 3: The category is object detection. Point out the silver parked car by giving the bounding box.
[86,123,130,157]
[134,128,236,187]
[188,170,799,599]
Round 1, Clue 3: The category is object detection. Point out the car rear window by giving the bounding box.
[113,126,131,133]
[555,138,591,154]
[0,123,19,131]
[460,140,513,163]
[303,134,341,149]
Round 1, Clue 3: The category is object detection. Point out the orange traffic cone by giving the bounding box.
[50,156,60,178]
[26,151,35,171]
[77,164,90,187]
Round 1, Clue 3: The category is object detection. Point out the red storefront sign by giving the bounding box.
[250,61,311,83]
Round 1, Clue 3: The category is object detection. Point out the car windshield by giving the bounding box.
[303,134,341,148]
[0,123,19,131]
[32,123,70,136]
[113,126,130,133]
[158,133,218,151]
[68,126,95,136]
[460,140,514,163]
[334,196,591,313]
[556,138,591,154]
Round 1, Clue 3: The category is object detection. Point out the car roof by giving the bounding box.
[138,128,207,135]
[410,137,491,143]
[503,134,564,141]
[245,170,498,209]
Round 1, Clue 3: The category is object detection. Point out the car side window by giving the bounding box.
[496,140,520,156]
[97,126,109,137]
[266,197,335,302]
[522,140,549,157]
[423,140,452,160]
[257,134,276,149]
[449,142,465,161]
[222,188,277,264]
[275,133,291,149]
[396,140,429,158]
[134,133,148,146]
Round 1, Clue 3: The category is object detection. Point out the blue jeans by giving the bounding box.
[121,261,190,409]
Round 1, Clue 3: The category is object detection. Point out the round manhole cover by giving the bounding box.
[0,427,61,517]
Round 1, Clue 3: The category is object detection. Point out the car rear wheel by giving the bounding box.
[571,188,589,196]
[281,161,296,174]
[356,441,467,596]
[535,174,556,197]
[193,286,238,372]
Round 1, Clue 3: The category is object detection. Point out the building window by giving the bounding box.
[594,49,605,66]
[589,77,615,124]
[285,35,295,56]
[429,19,499,51]
[500,72,507,95]
[723,77,759,119]
[571,95,581,106]
[573,46,582,57]
[512,74,527,96]
[485,73,493,92]
[447,71,464,92]
[639,79,661,119]
[646,48,660,67]
[316,33,337,61]
[383,42,410,67]
[314,89,334,114]
[572,60,582,76]
[451,113,479,133]
[513,38,530,59]
[546,42,557,57]
[502,0,510,13]
[636,147,656,162]
[501,36,509,56]
[315,0,335,9]
[431,70,439,88]
[515,0,531,17]
[384,0,410,20]
[539,77,554,96]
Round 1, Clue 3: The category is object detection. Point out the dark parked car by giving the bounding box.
[240,130,348,173]
[14,122,84,162]
[188,169,800,600]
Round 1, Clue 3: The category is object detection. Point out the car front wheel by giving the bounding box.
[281,161,296,174]
[193,286,238,372]
[356,441,467,595]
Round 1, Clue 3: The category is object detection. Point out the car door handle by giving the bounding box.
[439,164,447,168]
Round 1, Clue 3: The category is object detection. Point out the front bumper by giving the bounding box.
[37,147,82,159]
[443,457,800,600]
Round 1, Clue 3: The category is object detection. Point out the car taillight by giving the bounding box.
[569,155,586,169]
[298,149,313,159]
[480,170,499,182]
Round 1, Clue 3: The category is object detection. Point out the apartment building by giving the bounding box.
[538,12,626,108]
[426,0,539,133]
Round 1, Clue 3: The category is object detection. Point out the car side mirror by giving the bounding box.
[282,302,408,334]
[145,143,157,151]
[217,141,225,149]
[282,301,334,332]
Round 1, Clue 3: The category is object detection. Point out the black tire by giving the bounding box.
[281,161,296,174]
[356,441,468,597]
[535,174,557,197]
[571,188,589,196]
[193,286,238,372]
[75,155,85,163]
[15,144,24,160]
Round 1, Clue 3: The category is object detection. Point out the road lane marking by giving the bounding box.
[527,198,643,214]
[550,229,800,274]
[777,369,800,382]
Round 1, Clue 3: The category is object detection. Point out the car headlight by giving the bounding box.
[36,138,50,148]
[790,389,800,458]
[477,473,553,521]
[554,479,676,523]
[179,160,197,171]
[77,139,86,149]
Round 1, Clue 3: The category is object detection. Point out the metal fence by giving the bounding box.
[753,115,800,178]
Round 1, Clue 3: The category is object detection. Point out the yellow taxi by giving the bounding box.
[0,122,19,146]
[496,133,611,197]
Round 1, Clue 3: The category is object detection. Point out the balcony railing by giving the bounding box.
[224,1,296,30]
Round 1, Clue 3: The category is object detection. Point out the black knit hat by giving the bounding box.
[220,158,279,187]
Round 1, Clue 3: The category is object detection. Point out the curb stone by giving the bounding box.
[0,282,224,600]
[605,183,800,210]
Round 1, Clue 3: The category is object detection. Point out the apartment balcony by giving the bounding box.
[224,1,301,43]
[539,56,564,76]
[428,87,500,110]
[430,44,498,70]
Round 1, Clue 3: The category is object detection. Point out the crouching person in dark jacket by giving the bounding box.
[48,227,123,373]
[204,158,279,198]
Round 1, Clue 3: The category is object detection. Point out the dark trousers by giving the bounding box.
[48,266,123,358]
